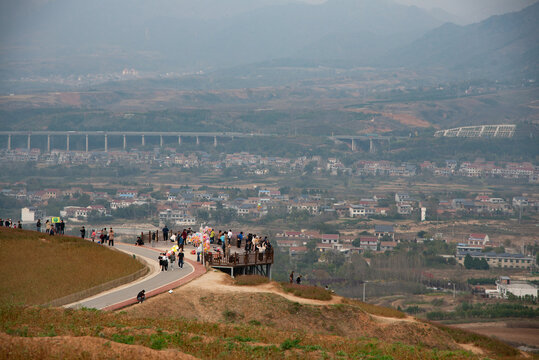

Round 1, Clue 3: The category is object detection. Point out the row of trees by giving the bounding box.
[463,254,490,270]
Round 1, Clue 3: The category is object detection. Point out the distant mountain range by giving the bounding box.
[0,0,537,81]
[386,2,539,78]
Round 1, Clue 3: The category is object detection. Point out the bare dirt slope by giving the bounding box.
[0,333,198,360]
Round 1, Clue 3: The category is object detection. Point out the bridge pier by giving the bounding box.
[160,135,163,147]
[123,135,126,150]
[47,135,50,152]
[351,138,355,151]
[196,136,199,145]
[141,135,145,146]
[178,136,181,145]
[86,134,89,152]
[27,134,31,151]
[104,134,108,152]
[7,134,11,150]
[66,135,70,152]
[214,136,217,147]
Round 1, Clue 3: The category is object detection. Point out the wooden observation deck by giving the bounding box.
[204,249,274,279]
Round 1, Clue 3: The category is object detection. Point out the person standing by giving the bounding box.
[80,226,86,239]
[45,220,51,234]
[178,250,184,269]
[162,225,169,242]
[60,219,65,235]
[169,251,176,270]
[163,253,169,271]
[296,275,302,285]
[210,228,215,244]
[179,229,186,251]
[36,219,41,233]
[158,253,165,271]
[237,231,243,249]
[17,220,22,229]
[289,271,294,284]
[108,228,114,246]
[91,229,96,242]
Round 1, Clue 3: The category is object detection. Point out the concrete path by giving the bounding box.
[67,242,206,311]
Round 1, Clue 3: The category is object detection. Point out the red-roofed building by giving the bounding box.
[289,246,308,257]
[321,234,339,244]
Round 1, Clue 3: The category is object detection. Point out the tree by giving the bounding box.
[464,254,473,269]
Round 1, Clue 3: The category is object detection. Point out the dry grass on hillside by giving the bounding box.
[0,305,506,360]
[0,228,143,305]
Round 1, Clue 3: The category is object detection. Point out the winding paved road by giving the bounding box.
[66,242,205,311]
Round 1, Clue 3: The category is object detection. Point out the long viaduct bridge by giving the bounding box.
[0,131,272,152]
[0,131,408,153]
[330,134,408,153]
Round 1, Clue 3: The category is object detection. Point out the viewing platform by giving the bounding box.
[138,230,274,279]
[204,248,274,279]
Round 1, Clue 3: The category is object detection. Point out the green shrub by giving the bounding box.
[111,333,134,345]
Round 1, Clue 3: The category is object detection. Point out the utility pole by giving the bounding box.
[362,281,368,302]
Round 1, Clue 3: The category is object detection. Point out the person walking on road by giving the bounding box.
[169,251,176,271]
[178,250,184,269]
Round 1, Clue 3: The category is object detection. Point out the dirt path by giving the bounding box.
[181,270,343,305]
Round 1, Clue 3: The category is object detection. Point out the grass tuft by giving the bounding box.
[234,275,270,286]
[281,283,332,301]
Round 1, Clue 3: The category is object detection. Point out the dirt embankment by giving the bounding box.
[0,333,198,360]
[124,271,461,350]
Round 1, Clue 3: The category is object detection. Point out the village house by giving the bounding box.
[117,190,138,198]
[467,233,490,246]
[456,251,535,270]
[359,237,379,251]
[380,241,397,252]
[321,234,339,244]
[21,207,46,222]
[374,224,395,240]
[289,246,308,257]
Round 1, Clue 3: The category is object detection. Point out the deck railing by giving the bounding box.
[204,248,274,266]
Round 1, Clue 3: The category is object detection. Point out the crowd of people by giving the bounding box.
[0,218,22,229]
[86,227,115,246]
[157,249,185,271]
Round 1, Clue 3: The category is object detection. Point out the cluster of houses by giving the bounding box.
[9,181,538,227]
[437,193,539,216]
[456,233,535,270]
[2,147,537,182]
[419,159,538,183]
[275,224,397,259]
